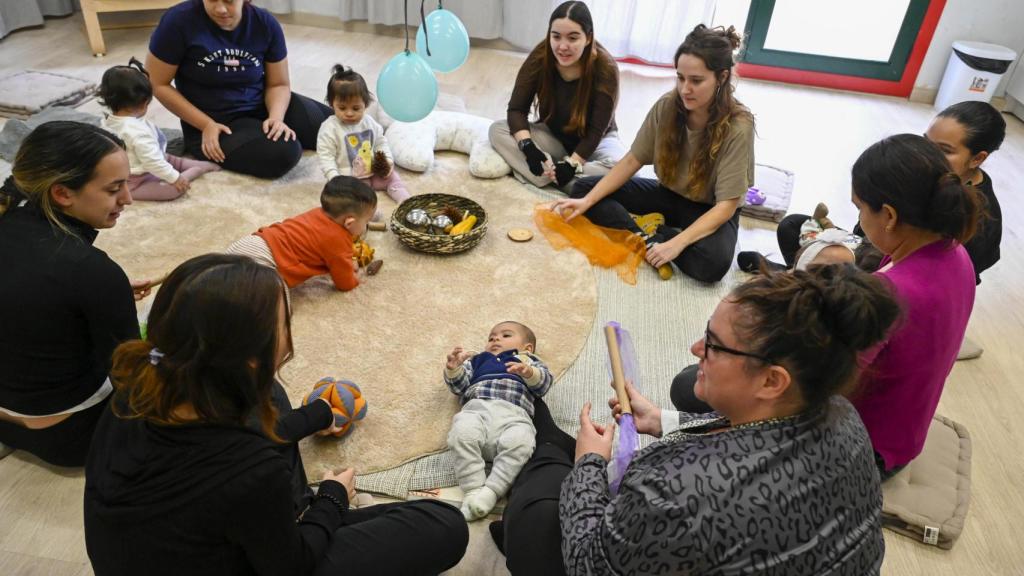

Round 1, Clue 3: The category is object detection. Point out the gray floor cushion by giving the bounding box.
[741,163,795,223]
[882,414,972,549]
[0,70,96,120]
[0,107,183,162]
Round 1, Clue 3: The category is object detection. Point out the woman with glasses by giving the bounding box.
[674,134,981,482]
[490,264,899,575]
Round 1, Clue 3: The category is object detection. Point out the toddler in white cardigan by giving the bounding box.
[316,64,409,211]
[98,58,219,201]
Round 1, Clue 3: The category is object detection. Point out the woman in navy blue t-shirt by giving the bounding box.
[146,0,332,179]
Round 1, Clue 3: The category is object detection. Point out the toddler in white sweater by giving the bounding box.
[98,58,219,201]
[316,65,409,209]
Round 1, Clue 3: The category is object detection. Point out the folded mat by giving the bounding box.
[881,414,972,549]
[0,70,97,120]
[741,163,795,223]
[0,107,183,162]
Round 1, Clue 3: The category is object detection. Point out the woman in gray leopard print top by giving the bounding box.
[492,264,900,575]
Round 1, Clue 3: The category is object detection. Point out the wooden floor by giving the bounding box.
[1,14,1023,576]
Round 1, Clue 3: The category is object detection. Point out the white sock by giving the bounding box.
[465,486,498,520]
[460,487,482,521]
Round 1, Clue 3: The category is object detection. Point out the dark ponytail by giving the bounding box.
[325,63,373,106]
[729,264,902,411]
[936,100,1006,155]
[97,56,152,112]
[110,254,290,442]
[852,133,982,244]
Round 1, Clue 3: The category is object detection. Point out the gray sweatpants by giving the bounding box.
[488,120,624,191]
[447,398,536,498]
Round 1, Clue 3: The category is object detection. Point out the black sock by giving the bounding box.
[489,520,506,555]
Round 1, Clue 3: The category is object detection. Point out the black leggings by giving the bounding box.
[571,176,739,282]
[669,364,713,414]
[182,91,331,179]
[498,399,574,575]
[776,213,812,267]
[0,397,109,467]
[313,499,468,576]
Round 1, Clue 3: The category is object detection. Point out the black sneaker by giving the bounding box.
[737,251,787,273]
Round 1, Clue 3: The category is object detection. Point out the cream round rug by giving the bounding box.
[95,153,597,475]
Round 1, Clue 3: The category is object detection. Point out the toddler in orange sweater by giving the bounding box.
[227,176,377,292]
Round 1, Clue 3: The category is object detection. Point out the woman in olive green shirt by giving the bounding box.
[552,24,754,283]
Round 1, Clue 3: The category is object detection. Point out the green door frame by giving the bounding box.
[741,0,931,81]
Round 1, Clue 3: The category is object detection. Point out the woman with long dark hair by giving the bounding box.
[84,254,468,576]
[553,24,755,282]
[0,121,149,467]
[674,134,981,481]
[489,1,624,190]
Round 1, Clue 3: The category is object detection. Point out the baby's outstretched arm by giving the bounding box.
[513,355,554,397]
[444,347,475,396]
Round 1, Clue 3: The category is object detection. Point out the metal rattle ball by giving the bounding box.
[405,208,430,227]
[432,215,453,230]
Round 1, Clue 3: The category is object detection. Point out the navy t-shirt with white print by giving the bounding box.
[149,0,287,119]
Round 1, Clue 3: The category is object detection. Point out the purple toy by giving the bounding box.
[746,186,766,206]
[604,322,639,494]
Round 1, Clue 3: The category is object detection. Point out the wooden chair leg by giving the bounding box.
[81,4,106,56]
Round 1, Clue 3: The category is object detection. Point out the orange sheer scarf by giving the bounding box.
[533,204,646,285]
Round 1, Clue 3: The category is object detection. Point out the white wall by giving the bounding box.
[915,0,1024,97]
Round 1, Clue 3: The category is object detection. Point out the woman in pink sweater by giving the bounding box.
[850,133,981,479]
[671,133,982,481]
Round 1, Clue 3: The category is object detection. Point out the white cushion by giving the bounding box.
[367,92,467,130]
[386,110,511,179]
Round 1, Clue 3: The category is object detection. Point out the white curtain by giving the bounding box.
[0,0,78,39]
[254,0,532,46]
[587,0,713,65]
[252,0,718,60]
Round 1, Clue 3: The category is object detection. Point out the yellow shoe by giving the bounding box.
[631,212,665,237]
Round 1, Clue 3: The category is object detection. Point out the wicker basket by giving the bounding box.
[390,193,488,254]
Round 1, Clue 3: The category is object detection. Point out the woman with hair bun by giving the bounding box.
[494,263,897,575]
[675,133,980,480]
[552,24,755,282]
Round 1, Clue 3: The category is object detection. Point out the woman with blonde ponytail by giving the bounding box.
[0,121,152,467]
[552,24,755,283]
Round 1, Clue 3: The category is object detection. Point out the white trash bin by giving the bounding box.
[934,41,1017,110]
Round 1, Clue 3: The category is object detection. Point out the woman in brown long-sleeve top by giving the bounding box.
[488,1,624,191]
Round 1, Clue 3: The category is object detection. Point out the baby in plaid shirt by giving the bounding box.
[444,321,553,520]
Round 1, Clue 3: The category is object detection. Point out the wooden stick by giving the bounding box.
[604,325,631,415]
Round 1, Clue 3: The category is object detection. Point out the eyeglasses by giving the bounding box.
[703,321,773,364]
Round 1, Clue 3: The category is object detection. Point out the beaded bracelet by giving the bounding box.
[315,491,347,516]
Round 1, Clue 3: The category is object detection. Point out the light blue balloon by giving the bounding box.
[376,51,438,123]
[415,9,470,73]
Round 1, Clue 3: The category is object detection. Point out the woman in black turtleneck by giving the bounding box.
[0,121,152,467]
